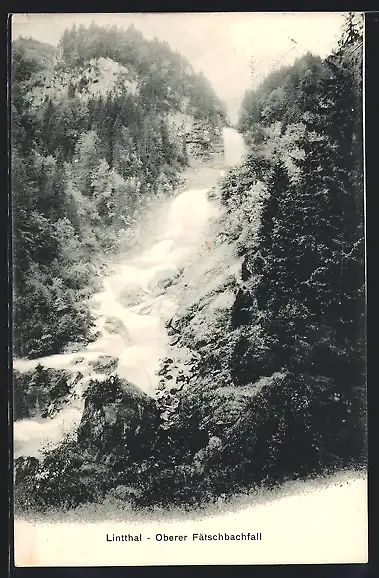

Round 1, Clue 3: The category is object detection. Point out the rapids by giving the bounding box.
[13,127,246,459]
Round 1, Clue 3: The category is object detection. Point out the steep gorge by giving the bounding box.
[13,17,366,515]
[14,128,247,509]
[12,26,226,361]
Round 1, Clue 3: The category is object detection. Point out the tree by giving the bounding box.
[12,21,227,362]
[72,129,102,196]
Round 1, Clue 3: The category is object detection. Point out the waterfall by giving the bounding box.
[13,129,245,459]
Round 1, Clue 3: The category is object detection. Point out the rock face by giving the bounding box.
[77,375,159,464]
[186,120,224,161]
[166,113,224,164]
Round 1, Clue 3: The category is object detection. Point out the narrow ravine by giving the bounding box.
[13,127,246,460]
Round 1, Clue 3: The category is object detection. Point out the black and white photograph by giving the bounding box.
[10,12,367,566]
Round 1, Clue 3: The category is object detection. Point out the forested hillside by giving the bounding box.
[14,15,366,515]
[200,14,366,487]
[12,23,226,359]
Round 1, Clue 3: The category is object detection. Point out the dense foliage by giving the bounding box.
[223,13,366,469]
[12,24,226,358]
[233,13,364,378]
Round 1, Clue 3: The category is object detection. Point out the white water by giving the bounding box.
[223,126,247,167]
[13,128,246,460]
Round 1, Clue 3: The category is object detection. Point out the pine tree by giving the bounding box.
[72,129,102,196]
[41,99,57,154]
[253,161,291,299]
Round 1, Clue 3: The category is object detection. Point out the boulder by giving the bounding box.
[148,267,183,293]
[14,456,40,483]
[77,375,159,462]
[103,317,131,343]
[88,355,118,375]
[13,367,72,420]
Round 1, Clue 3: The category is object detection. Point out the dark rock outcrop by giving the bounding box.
[14,456,40,483]
[13,366,74,420]
[77,375,159,464]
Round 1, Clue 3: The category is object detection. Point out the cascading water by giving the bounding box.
[223,126,247,167]
[13,128,246,460]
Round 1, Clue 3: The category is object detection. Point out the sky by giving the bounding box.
[11,12,350,124]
